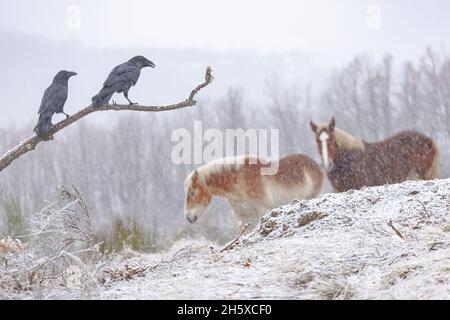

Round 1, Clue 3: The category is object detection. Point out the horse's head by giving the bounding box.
[310,117,337,172]
[184,170,212,223]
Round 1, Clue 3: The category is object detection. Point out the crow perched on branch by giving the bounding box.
[91,55,155,107]
[34,70,77,139]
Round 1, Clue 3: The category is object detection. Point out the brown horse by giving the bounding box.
[184,154,324,226]
[310,118,439,192]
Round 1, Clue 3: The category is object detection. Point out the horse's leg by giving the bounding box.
[228,200,262,232]
[424,149,439,180]
[429,158,439,180]
[407,170,421,181]
[228,200,248,227]
[242,203,269,230]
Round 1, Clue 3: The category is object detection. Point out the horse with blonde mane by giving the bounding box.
[310,117,439,192]
[184,154,324,226]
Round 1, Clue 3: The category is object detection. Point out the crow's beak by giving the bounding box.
[147,61,156,68]
[68,71,77,77]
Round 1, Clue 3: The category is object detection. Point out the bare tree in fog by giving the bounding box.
[321,48,450,177]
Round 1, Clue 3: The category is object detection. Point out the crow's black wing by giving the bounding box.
[103,63,141,88]
[37,86,51,114]
[38,83,68,115]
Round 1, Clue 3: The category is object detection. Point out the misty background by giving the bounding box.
[1,0,450,249]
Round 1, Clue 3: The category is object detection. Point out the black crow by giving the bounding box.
[34,70,77,139]
[91,55,155,107]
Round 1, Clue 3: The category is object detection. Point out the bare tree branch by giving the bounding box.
[220,223,250,252]
[0,66,213,173]
[387,220,405,240]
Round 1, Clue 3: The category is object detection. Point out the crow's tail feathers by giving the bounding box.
[34,115,52,139]
[91,87,114,107]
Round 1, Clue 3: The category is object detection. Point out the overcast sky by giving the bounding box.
[1,1,450,126]
[1,0,450,59]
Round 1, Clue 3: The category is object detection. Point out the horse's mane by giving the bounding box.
[316,124,365,151]
[333,128,365,151]
[185,155,260,188]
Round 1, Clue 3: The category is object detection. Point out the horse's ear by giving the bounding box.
[310,121,318,133]
[192,170,199,182]
[329,117,336,131]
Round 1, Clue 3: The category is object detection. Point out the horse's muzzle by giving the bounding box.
[186,215,198,223]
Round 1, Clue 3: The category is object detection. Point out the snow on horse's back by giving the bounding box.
[184,154,324,226]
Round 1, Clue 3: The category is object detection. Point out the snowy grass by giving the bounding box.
[99,179,450,300]
[0,187,104,299]
[1,179,449,299]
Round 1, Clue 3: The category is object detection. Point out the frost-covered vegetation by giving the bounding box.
[0,187,102,299]
[1,178,449,299]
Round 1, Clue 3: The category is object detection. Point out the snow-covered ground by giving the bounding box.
[1,179,449,299]
[99,179,450,300]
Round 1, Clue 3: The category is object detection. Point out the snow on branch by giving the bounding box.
[0,66,214,173]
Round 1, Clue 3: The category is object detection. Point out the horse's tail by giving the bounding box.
[426,140,439,180]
